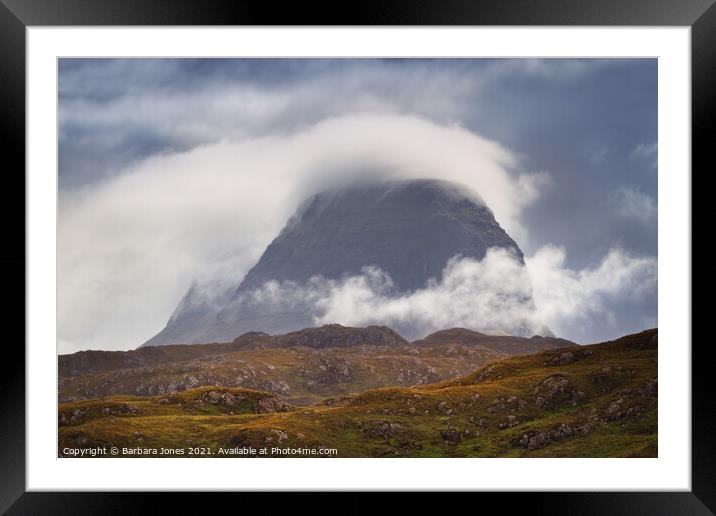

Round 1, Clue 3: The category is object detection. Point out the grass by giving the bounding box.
[59,344,508,406]
[58,329,657,458]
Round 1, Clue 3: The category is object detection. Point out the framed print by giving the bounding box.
[2,0,709,512]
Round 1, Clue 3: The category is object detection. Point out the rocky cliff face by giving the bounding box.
[143,179,530,347]
[235,179,523,293]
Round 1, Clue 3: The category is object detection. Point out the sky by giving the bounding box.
[58,58,657,353]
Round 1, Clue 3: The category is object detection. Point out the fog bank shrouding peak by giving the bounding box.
[314,246,657,341]
[58,112,657,353]
[275,248,548,340]
[144,176,658,347]
[59,113,549,352]
[143,177,532,346]
[148,240,657,339]
[214,245,656,343]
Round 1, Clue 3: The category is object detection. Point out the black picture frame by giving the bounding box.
[1,0,707,512]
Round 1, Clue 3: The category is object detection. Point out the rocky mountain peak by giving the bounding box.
[142,179,530,347]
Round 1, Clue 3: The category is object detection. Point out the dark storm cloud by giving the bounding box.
[60,57,657,258]
[58,58,657,350]
[59,58,332,186]
[58,59,618,187]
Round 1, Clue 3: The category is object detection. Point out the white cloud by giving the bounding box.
[313,248,545,339]
[608,186,657,224]
[482,58,613,84]
[234,245,657,343]
[57,59,659,353]
[60,58,626,190]
[630,142,658,168]
[58,113,548,352]
[526,245,657,340]
[515,171,552,205]
[59,59,607,151]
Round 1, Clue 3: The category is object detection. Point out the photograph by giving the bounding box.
[56,57,659,459]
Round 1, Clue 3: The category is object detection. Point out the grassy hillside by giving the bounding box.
[413,328,574,354]
[59,324,407,378]
[60,344,507,406]
[59,325,572,405]
[59,329,657,458]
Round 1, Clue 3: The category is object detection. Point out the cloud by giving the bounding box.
[59,59,481,187]
[311,249,544,339]
[515,171,552,205]
[630,142,658,168]
[57,59,659,353]
[525,246,657,341]
[58,58,620,188]
[233,245,657,344]
[608,186,657,224]
[589,148,608,165]
[58,113,548,352]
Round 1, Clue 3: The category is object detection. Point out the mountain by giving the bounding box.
[413,328,574,355]
[61,324,406,377]
[236,324,408,350]
[235,179,523,292]
[60,324,573,404]
[59,329,657,458]
[143,179,534,347]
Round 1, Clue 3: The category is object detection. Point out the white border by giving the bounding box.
[27,27,691,491]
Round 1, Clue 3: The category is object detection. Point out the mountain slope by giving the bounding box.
[413,328,574,355]
[59,329,657,458]
[61,324,572,405]
[235,179,523,293]
[61,324,406,377]
[143,179,532,347]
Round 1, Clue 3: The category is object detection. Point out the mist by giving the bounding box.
[58,59,658,353]
[58,113,547,351]
[231,246,656,343]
